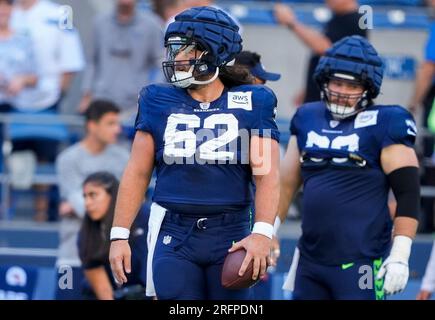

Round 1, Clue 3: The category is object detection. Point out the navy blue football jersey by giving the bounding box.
[290,101,417,265]
[135,83,279,213]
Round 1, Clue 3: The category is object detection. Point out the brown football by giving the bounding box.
[221,249,260,289]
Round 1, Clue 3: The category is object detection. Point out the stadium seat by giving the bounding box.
[0,112,83,220]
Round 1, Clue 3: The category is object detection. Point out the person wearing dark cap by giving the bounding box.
[234,51,281,85]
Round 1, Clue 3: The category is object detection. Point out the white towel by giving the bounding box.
[146,202,166,297]
[282,247,300,292]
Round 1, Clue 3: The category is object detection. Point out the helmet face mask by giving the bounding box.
[162,37,218,88]
[322,74,369,120]
[313,35,384,120]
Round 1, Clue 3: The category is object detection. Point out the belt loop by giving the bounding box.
[173,217,209,251]
[173,221,196,251]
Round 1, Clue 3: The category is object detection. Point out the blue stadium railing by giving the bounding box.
[141,0,433,29]
[229,0,425,5]
[0,113,84,220]
[214,1,431,29]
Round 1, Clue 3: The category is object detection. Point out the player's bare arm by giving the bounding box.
[110,131,155,284]
[378,143,420,295]
[278,135,302,224]
[229,136,280,280]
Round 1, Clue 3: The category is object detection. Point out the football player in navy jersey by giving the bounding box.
[108,6,280,300]
[277,35,420,300]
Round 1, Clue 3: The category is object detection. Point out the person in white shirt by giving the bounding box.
[11,0,85,111]
[10,0,85,221]
[0,0,37,110]
[417,240,435,300]
[151,0,187,30]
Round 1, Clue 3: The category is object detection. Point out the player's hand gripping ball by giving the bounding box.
[221,249,261,289]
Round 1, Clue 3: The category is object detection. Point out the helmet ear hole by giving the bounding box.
[218,46,226,54]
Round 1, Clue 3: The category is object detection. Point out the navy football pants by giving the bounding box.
[153,210,252,300]
[293,254,385,300]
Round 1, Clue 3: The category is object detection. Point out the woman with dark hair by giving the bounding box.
[78,171,148,300]
[78,172,119,300]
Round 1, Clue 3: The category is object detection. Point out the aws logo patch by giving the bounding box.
[228,92,252,111]
[354,110,379,129]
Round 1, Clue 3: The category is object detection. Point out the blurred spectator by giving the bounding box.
[183,0,243,33]
[78,172,149,300]
[410,0,435,156]
[274,0,367,105]
[0,0,37,161]
[11,0,85,221]
[410,0,435,118]
[0,0,37,112]
[234,51,281,85]
[410,2,435,234]
[184,0,216,7]
[429,98,435,134]
[151,0,186,27]
[416,240,435,300]
[55,100,129,300]
[11,0,85,111]
[79,0,164,115]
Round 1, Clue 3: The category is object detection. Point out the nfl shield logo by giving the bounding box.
[163,235,172,245]
[329,120,339,128]
[199,102,210,110]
